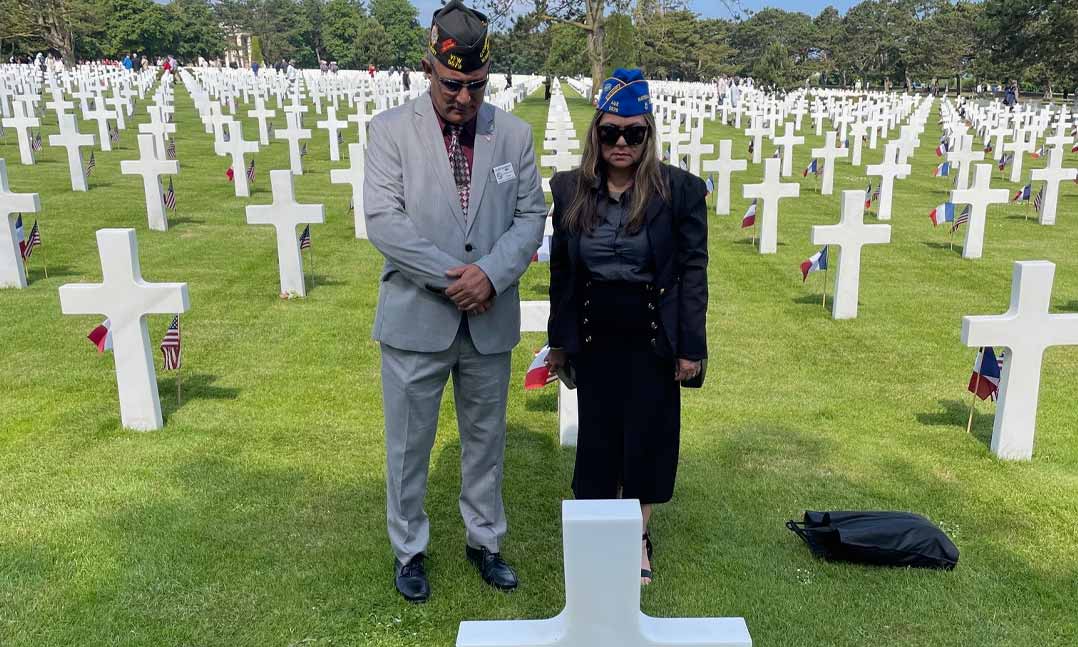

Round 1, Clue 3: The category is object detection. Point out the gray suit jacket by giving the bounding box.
[364,94,547,355]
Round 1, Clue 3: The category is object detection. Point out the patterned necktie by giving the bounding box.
[447,124,471,218]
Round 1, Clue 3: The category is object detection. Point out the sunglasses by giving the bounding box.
[597,124,649,146]
[437,76,489,94]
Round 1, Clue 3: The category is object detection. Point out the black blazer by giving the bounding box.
[547,164,709,360]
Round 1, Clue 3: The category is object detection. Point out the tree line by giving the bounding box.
[2,0,1074,96]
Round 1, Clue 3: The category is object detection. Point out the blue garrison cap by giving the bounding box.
[596,69,652,117]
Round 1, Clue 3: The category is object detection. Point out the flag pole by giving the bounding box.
[822,263,829,310]
[310,242,316,289]
[176,316,183,407]
[966,349,983,434]
[40,232,48,279]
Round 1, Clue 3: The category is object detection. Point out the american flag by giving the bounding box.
[22,220,41,259]
[163,178,176,210]
[998,153,1013,171]
[109,125,120,144]
[223,127,230,143]
[160,315,181,370]
[748,139,754,155]
[246,159,256,183]
[301,142,308,157]
[299,225,312,250]
[166,138,177,160]
[31,130,43,151]
[1033,184,1044,213]
[86,152,96,176]
[864,182,874,208]
[951,204,971,233]
[337,130,344,144]
[0,122,4,137]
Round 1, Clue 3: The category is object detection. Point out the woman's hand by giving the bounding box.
[546,348,568,371]
[674,358,701,382]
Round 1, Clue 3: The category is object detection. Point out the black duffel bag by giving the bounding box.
[786,511,959,570]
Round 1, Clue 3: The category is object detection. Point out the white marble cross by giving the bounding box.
[864,142,910,221]
[520,300,578,447]
[317,106,349,162]
[276,113,312,176]
[962,261,1078,460]
[1044,124,1074,152]
[48,113,95,192]
[810,131,848,195]
[847,121,868,167]
[330,143,367,239]
[457,499,751,647]
[1003,130,1034,183]
[946,134,985,192]
[120,134,180,231]
[680,133,713,178]
[811,190,891,320]
[0,159,42,289]
[772,123,804,177]
[745,118,769,164]
[247,95,276,145]
[222,120,259,198]
[85,100,118,152]
[701,140,748,216]
[58,228,190,431]
[137,111,176,159]
[950,163,1010,260]
[2,101,41,165]
[896,125,920,166]
[743,157,799,254]
[1030,147,1077,226]
[245,170,324,297]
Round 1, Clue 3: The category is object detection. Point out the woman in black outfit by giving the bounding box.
[545,68,709,586]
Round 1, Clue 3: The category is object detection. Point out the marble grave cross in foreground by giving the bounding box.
[0,159,42,289]
[811,190,891,320]
[456,500,752,647]
[245,170,324,297]
[120,134,180,231]
[58,228,190,431]
[962,261,1078,460]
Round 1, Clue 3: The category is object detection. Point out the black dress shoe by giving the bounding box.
[466,545,518,591]
[394,554,431,603]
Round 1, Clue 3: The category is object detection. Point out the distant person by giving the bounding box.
[252,61,260,75]
[122,54,133,70]
[329,61,338,74]
[1004,81,1018,109]
[368,63,376,78]
[402,67,410,90]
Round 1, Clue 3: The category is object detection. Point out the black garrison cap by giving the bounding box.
[428,0,491,73]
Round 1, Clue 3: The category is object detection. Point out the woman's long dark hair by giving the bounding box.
[562,110,668,235]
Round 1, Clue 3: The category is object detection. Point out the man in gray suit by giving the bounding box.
[363,0,546,603]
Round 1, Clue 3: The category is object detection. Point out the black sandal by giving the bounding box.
[641,532,654,582]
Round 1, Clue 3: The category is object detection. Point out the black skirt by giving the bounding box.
[571,281,680,505]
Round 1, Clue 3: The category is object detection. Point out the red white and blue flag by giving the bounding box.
[246,159,256,183]
[803,159,819,177]
[1033,184,1045,213]
[160,315,182,370]
[864,183,874,208]
[87,319,113,353]
[299,225,312,250]
[929,202,955,226]
[952,204,971,232]
[22,220,41,259]
[741,199,757,229]
[1030,145,1045,160]
[705,174,715,196]
[936,140,949,157]
[1012,183,1031,203]
[933,161,951,177]
[14,214,25,257]
[800,246,829,282]
[525,345,558,390]
[998,153,1013,171]
[163,178,176,210]
[968,346,1002,401]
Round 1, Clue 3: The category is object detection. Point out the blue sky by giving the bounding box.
[410,1,857,20]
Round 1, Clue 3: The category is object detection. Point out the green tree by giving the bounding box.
[543,22,588,78]
[753,41,796,89]
[167,0,226,62]
[321,0,363,68]
[812,6,842,86]
[602,12,636,77]
[369,0,424,68]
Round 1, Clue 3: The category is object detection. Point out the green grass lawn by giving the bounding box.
[1,81,1077,646]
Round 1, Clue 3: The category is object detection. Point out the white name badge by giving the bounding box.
[493,162,516,184]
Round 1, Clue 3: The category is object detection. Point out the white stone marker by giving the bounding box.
[245,170,324,297]
[330,143,366,238]
[85,101,117,152]
[745,118,768,164]
[0,159,42,289]
[701,140,747,216]
[276,113,312,176]
[864,142,911,221]
[120,134,180,232]
[848,120,868,166]
[317,106,349,162]
[519,300,578,447]
[810,131,848,195]
[1003,131,1034,184]
[742,157,799,254]
[222,120,259,198]
[48,113,95,192]
[950,163,1010,260]
[961,261,1078,461]
[811,191,891,320]
[772,123,804,177]
[2,101,40,165]
[1030,147,1077,226]
[946,134,984,192]
[58,228,190,431]
[456,499,751,647]
[247,95,276,145]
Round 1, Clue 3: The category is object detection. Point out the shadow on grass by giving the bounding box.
[305,275,347,291]
[168,217,205,227]
[914,399,992,450]
[792,293,836,308]
[1057,300,1078,313]
[922,241,962,256]
[24,264,79,281]
[159,372,240,419]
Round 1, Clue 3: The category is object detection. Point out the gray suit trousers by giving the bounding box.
[381,320,512,564]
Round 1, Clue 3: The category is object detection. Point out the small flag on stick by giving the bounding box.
[87,319,113,353]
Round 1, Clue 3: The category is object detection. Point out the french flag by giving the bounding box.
[87,319,113,353]
[14,214,26,257]
[800,246,829,282]
[929,202,955,226]
[802,159,818,177]
[1030,145,1045,160]
[968,346,1002,401]
[741,199,757,229]
[864,183,873,208]
[936,140,949,157]
[984,142,993,154]
[1012,183,1031,203]
[933,162,951,177]
[524,346,557,390]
